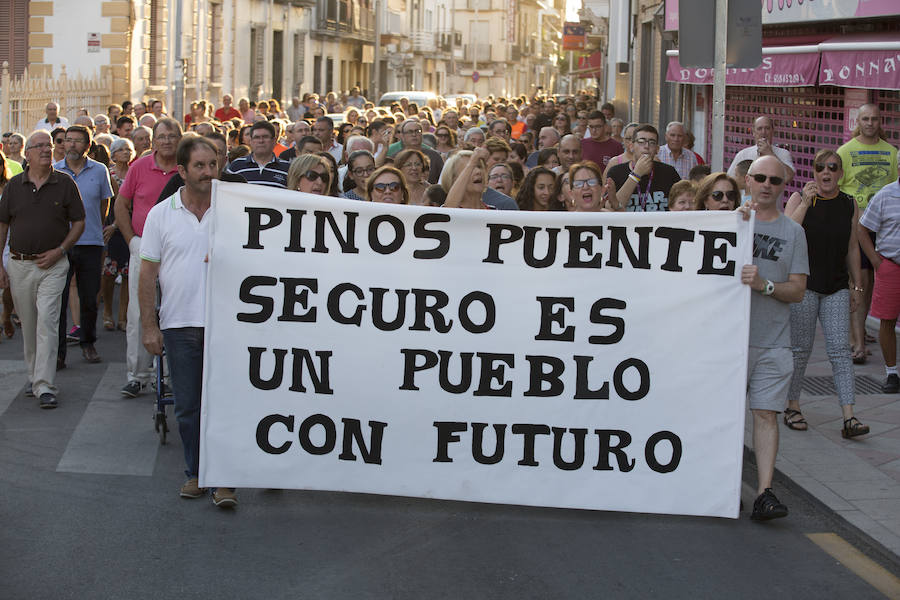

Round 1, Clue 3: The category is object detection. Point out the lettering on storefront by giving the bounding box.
[821,54,900,84]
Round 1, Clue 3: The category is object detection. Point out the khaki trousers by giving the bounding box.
[7,256,69,396]
[126,235,155,383]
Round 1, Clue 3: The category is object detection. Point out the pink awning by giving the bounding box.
[819,34,900,91]
[665,53,820,87]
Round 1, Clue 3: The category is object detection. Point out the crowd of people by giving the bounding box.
[0,90,897,519]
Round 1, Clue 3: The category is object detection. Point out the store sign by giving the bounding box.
[666,54,820,87]
[87,32,101,53]
[820,49,900,91]
[668,0,900,27]
[563,22,586,51]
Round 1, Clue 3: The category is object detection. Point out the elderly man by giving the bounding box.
[94,114,112,135]
[278,120,312,162]
[54,125,113,366]
[388,119,444,184]
[728,116,795,183]
[214,94,242,122]
[0,131,86,408]
[35,102,70,131]
[114,118,183,398]
[131,126,153,158]
[226,120,290,188]
[525,126,561,168]
[741,155,808,520]
[657,121,699,180]
[839,103,899,364]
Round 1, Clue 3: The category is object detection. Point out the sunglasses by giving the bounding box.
[710,190,739,202]
[373,181,401,192]
[814,162,840,173]
[302,170,328,182]
[750,173,785,185]
[571,177,599,189]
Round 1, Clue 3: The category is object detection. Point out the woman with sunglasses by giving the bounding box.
[781,150,868,438]
[694,172,740,210]
[395,149,429,206]
[434,126,457,158]
[567,161,617,212]
[316,151,341,196]
[287,154,332,196]
[552,113,571,137]
[367,166,409,204]
[342,150,376,201]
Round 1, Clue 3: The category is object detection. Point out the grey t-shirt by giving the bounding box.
[749,214,809,348]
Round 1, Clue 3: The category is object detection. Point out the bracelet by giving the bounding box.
[851,285,864,292]
[58,246,67,255]
[627,173,641,184]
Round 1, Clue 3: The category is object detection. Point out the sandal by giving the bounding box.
[103,319,115,331]
[851,347,867,365]
[11,314,20,327]
[841,417,870,439]
[751,488,788,521]
[783,408,808,431]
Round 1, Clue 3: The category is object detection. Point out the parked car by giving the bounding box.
[378,91,438,109]
[445,93,477,106]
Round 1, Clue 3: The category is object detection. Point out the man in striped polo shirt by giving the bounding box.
[225,120,290,188]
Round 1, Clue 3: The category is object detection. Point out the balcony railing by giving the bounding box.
[464,43,492,63]
[411,30,436,53]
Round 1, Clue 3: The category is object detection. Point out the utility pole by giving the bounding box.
[710,0,727,172]
[173,0,185,124]
[372,0,381,101]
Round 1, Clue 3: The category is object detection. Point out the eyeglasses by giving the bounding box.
[373,181,401,191]
[64,137,87,144]
[633,138,658,146]
[750,173,785,186]
[27,142,53,150]
[403,128,423,134]
[814,162,840,173]
[157,134,181,142]
[436,133,450,138]
[302,170,328,182]
[488,173,511,181]
[352,166,375,176]
[588,123,606,130]
[571,177,599,189]
[710,190,739,202]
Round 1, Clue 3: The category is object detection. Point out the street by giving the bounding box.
[1,321,898,599]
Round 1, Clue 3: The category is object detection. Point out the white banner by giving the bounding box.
[200,181,753,518]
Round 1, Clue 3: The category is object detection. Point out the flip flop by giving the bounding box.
[851,348,867,365]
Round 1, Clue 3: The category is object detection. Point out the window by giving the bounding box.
[208,1,223,84]
[250,26,265,100]
[293,33,306,88]
[0,0,28,76]
[148,0,168,86]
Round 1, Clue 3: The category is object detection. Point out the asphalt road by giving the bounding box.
[1,308,898,599]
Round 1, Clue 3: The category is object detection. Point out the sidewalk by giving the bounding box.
[744,321,900,557]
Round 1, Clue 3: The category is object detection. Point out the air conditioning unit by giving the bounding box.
[385,43,397,53]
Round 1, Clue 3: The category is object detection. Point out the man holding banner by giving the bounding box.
[138,136,238,508]
[740,155,808,521]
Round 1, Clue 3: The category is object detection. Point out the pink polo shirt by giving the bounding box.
[119,151,178,236]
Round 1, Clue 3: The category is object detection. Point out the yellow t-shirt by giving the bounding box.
[837,137,898,210]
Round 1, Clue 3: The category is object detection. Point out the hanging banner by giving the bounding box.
[200,182,754,518]
[563,22,587,51]
[666,53,820,87]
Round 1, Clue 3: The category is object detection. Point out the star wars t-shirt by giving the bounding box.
[608,162,681,211]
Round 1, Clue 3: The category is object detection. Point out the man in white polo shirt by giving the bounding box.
[138,136,237,508]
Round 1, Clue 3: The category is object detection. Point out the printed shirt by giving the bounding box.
[837,137,898,210]
[859,180,900,261]
[657,144,699,180]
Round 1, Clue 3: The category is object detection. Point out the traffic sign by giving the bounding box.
[472,71,480,83]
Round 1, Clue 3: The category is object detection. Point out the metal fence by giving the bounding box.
[0,62,114,134]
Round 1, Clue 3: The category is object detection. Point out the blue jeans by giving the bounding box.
[162,327,204,478]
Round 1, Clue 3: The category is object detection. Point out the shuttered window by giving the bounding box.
[250,26,265,100]
[149,0,167,86]
[209,1,223,84]
[0,0,29,76]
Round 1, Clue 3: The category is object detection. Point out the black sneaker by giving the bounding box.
[750,488,788,521]
[883,373,899,394]
[121,380,144,398]
[39,393,58,409]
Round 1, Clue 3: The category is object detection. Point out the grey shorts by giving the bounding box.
[747,346,792,412]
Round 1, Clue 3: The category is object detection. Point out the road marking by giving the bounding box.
[806,532,900,599]
[57,364,161,476]
[0,359,28,417]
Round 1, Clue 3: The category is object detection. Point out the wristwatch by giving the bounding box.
[761,279,775,296]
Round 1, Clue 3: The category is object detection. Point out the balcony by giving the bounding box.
[464,43,493,63]
[384,9,408,37]
[411,30,437,53]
